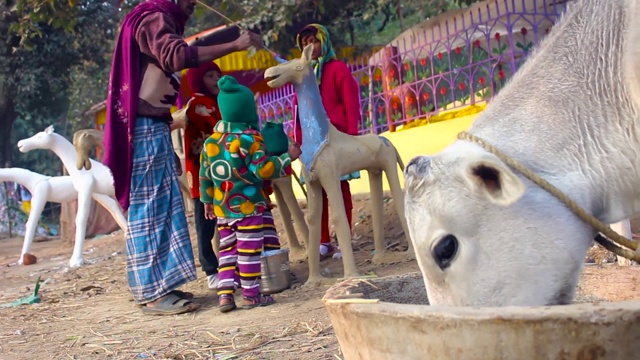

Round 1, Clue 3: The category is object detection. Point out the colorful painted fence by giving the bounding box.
[257,0,572,136]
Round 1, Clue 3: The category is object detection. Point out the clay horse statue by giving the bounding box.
[264,44,412,286]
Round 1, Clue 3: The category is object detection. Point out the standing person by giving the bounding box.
[292,23,361,260]
[102,0,263,315]
[199,76,301,313]
[184,61,223,290]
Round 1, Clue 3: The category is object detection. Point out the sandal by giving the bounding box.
[141,293,198,316]
[170,290,194,300]
[242,294,276,309]
[218,294,237,313]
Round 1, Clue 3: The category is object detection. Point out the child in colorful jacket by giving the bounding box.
[199,75,301,312]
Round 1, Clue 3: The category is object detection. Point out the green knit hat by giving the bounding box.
[217,75,259,128]
[261,122,289,156]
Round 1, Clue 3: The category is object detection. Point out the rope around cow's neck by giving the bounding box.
[457,131,640,262]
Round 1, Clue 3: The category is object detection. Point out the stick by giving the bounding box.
[195,0,285,61]
[293,104,298,144]
[196,0,237,26]
[291,169,307,200]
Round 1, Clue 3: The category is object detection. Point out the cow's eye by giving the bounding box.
[432,235,458,270]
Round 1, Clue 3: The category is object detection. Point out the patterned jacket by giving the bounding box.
[199,120,292,219]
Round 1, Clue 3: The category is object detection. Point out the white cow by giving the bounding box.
[404,0,640,307]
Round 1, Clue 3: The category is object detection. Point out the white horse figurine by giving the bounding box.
[0,168,77,264]
[17,125,127,267]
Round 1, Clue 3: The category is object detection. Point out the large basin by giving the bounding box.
[323,272,640,360]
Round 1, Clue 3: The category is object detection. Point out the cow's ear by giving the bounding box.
[459,152,525,206]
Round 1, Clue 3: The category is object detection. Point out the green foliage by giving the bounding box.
[219,0,478,53]
[0,0,485,174]
[1,0,119,173]
[5,0,78,48]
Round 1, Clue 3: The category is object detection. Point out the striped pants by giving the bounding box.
[263,209,281,251]
[217,215,264,298]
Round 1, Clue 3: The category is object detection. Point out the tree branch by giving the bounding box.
[377,5,391,32]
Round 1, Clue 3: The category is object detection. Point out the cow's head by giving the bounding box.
[403,142,594,306]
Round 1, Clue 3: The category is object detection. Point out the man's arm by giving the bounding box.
[196,42,240,64]
[137,14,263,71]
[136,13,199,72]
[196,31,263,64]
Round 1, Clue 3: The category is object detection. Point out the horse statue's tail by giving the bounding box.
[394,144,405,171]
[73,129,104,171]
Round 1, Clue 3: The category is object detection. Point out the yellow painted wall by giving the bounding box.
[289,111,481,199]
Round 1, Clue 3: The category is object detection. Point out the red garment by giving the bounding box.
[321,181,353,244]
[184,93,221,198]
[293,59,361,144]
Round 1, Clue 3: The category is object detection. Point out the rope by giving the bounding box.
[291,169,308,200]
[195,0,284,60]
[457,131,640,262]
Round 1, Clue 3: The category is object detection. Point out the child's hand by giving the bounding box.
[204,203,215,220]
[288,143,301,161]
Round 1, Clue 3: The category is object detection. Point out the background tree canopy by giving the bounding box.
[0,0,482,175]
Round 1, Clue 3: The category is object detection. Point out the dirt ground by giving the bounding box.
[0,193,639,360]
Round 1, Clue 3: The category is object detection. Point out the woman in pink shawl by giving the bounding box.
[103,0,262,315]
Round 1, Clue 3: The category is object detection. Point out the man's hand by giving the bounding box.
[287,143,301,161]
[234,30,264,51]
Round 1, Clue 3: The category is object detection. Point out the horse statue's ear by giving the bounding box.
[302,44,314,63]
[44,125,54,134]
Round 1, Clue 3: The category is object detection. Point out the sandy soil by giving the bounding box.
[0,193,638,360]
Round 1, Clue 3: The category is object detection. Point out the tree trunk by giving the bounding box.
[0,82,17,167]
[348,19,356,46]
[397,0,404,32]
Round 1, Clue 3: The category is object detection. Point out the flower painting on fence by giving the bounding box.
[257,0,568,135]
